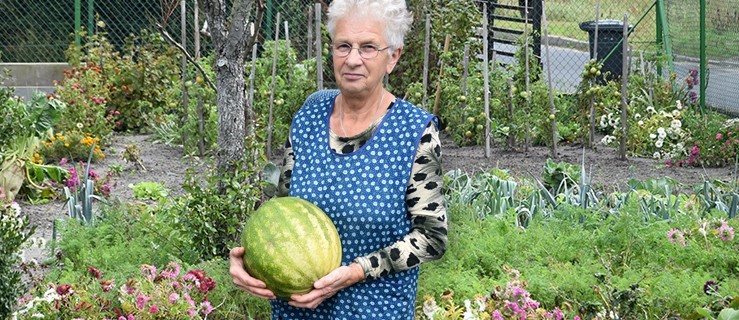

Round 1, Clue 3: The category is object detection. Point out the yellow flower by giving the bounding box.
[49,135,56,141]
[64,143,70,147]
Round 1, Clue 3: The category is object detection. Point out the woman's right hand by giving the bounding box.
[229,247,276,300]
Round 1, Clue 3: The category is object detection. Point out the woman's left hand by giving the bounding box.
[288,263,365,309]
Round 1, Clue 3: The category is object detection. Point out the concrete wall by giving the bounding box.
[0,63,69,101]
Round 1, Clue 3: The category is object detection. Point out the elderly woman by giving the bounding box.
[229,0,447,318]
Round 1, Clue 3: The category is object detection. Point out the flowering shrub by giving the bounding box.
[53,61,116,141]
[675,117,739,167]
[0,190,35,319]
[13,262,217,319]
[600,99,688,161]
[39,130,105,163]
[419,267,581,320]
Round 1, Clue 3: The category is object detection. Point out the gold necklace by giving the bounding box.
[339,90,386,137]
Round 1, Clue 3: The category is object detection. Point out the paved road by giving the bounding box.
[493,42,739,116]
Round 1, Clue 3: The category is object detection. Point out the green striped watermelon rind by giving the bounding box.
[241,196,342,299]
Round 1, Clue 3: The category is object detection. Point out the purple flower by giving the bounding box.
[703,280,719,295]
[716,133,723,140]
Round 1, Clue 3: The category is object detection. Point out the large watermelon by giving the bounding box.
[241,196,342,299]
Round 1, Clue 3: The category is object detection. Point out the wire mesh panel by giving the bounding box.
[667,0,739,115]
[532,0,658,93]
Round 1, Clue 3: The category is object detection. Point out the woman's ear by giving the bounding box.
[386,47,403,74]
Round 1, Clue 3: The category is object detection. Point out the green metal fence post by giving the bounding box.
[87,0,94,35]
[655,0,663,77]
[75,0,81,47]
[699,0,706,114]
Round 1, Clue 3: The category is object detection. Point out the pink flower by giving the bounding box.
[668,229,687,247]
[160,262,181,279]
[141,264,157,280]
[149,305,159,314]
[100,279,115,292]
[135,293,152,309]
[716,133,723,140]
[200,300,214,315]
[187,309,197,317]
[88,266,102,279]
[169,293,180,304]
[716,222,735,241]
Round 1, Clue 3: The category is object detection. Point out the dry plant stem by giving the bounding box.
[433,34,451,116]
[307,6,313,60]
[542,0,558,159]
[157,23,217,92]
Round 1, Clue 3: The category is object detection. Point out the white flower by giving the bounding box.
[676,100,683,110]
[422,298,441,319]
[672,110,681,118]
[10,202,21,216]
[655,139,664,148]
[638,120,644,126]
[32,313,45,318]
[657,127,667,139]
[76,122,84,129]
[650,133,657,139]
[608,116,619,128]
[646,106,656,113]
[653,152,661,159]
[634,113,642,119]
[671,119,682,129]
[600,115,608,128]
[601,135,616,145]
[463,300,479,320]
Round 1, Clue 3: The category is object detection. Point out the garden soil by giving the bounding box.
[21,132,733,275]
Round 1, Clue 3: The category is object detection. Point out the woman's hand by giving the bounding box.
[288,263,365,309]
[229,247,276,300]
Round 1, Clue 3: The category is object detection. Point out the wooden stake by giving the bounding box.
[180,0,189,150]
[423,14,430,109]
[589,0,601,148]
[267,12,281,156]
[315,3,323,89]
[619,14,629,161]
[482,3,490,158]
[542,0,558,159]
[432,34,451,116]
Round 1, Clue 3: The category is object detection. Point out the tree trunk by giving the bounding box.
[201,0,263,177]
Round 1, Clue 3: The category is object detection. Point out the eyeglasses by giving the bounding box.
[332,43,390,59]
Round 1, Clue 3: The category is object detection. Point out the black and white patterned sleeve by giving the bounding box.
[353,121,448,280]
[277,137,294,198]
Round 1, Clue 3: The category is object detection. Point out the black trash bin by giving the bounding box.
[579,20,630,84]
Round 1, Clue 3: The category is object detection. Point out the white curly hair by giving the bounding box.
[326,0,414,50]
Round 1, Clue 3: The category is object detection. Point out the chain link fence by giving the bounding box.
[1,0,737,114]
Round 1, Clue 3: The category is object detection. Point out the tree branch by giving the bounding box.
[156,24,217,92]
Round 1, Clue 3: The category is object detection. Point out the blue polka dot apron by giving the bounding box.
[272,91,436,319]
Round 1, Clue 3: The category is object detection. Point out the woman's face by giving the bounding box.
[332,15,401,97]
